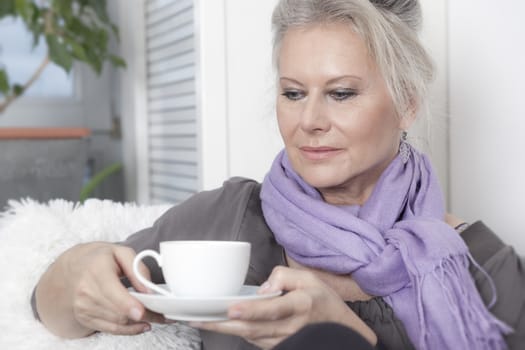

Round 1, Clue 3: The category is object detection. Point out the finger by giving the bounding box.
[114,246,151,294]
[89,295,167,325]
[142,309,170,324]
[78,294,168,331]
[227,292,305,321]
[87,317,151,336]
[191,317,298,343]
[75,296,150,335]
[112,249,169,323]
[71,274,134,326]
[93,269,165,324]
[246,336,286,350]
[88,296,133,326]
[97,266,147,322]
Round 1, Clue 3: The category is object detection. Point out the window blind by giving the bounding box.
[144,0,198,204]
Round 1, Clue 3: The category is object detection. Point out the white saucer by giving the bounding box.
[129,284,281,321]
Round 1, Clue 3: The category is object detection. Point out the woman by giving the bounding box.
[32,0,524,349]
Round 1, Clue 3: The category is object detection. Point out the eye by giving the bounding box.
[329,89,357,101]
[281,89,305,101]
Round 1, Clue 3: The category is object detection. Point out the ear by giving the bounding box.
[398,100,417,131]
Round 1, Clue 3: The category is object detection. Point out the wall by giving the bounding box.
[222,0,282,184]
[449,1,525,254]
[116,0,146,202]
[193,0,281,190]
[417,0,448,199]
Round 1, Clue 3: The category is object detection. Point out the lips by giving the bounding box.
[299,146,343,161]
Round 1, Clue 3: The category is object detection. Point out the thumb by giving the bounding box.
[259,266,316,294]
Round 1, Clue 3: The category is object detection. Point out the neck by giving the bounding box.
[318,153,397,206]
[319,185,374,206]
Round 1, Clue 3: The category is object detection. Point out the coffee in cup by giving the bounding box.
[133,240,251,297]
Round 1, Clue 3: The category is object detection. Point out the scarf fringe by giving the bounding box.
[412,255,512,350]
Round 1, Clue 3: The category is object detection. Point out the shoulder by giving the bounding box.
[464,221,525,348]
[123,177,263,247]
[462,221,505,264]
[196,176,260,202]
[155,177,261,234]
[222,176,262,197]
[178,176,261,222]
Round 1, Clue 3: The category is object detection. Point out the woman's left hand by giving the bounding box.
[190,266,377,349]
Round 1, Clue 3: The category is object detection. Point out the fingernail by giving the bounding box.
[229,309,242,319]
[129,307,142,321]
[143,324,151,333]
[258,281,271,294]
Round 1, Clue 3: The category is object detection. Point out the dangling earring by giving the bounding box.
[399,130,410,164]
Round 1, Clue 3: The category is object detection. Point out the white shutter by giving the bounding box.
[144,0,197,204]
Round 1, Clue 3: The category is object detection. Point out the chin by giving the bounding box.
[297,168,346,190]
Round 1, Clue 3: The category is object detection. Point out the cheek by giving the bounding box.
[275,104,286,137]
[335,103,398,149]
[363,116,400,153]
[276,102,296,142]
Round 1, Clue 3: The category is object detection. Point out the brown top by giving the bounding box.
[0,128,91,139]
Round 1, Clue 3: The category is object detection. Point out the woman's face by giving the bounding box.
[276,22,413,205]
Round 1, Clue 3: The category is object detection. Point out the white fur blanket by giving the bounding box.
[0,198,201,349]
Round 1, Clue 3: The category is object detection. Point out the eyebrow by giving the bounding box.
[279,75,363,86]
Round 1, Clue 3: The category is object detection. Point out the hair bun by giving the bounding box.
[369,0,422,31]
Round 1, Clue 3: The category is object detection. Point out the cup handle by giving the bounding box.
[132,250,173,296]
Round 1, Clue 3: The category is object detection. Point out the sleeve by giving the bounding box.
[462,221,525,348]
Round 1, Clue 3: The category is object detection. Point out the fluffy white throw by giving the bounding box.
[0,198,201,349]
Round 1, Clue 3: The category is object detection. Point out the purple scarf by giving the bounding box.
[260,146,511,350]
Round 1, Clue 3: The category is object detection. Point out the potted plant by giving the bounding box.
[0,0,125,111]
[0,0,125,207]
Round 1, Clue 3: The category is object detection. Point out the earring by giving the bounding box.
[399,131,410,164]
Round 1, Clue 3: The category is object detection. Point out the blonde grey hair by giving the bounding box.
[271,0,434,119]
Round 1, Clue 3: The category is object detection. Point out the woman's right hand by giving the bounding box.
[35,242,166,338]
[192,266,377,349]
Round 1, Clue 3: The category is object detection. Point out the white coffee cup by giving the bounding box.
[133,240,251,297]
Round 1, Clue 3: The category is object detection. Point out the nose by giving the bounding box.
[300,94,330,133]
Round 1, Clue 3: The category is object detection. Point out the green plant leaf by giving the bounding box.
[68,39,88,61]
[30,27,43,47]
[28,4,43,46]
[109,55,126,68]
[110,23,119,38]
[52,0,73,22]
[46,35,73,72]
[0,69,10,95]
[95,27,108,52]
[90,57,103,75]
[88,0,110,24]
[13,84,24,96]
[15,0,31,22]
[69,17,90,40]
[79,162,123,202]
[0,0,16,17]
